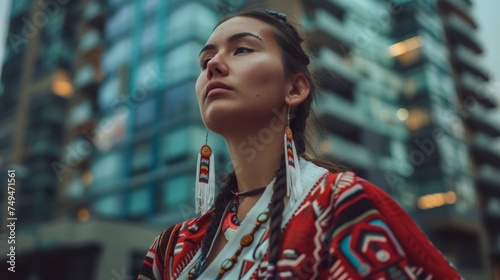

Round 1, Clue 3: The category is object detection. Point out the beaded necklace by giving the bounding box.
[189,186,269,279]
[222,185,268,241]
[188,209,269,280]
[222,201,240,241]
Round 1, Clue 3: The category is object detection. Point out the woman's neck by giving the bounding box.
[224,129,284,194]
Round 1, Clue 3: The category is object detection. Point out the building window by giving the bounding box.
[102,37,132,75]
[98,75,121,111]
[389,36,422,67]
[141,21,158,54]
[438,135,471,173]
[167,3,217,46]
[131,141,152,172]
[105,3,135,40]
[362,130,391,157]
[93,111,127,152]
[69,100,92,126]
[162,81,195,118]
[161,126,205,163]
[91,152,123,185]
[165,41,203,85]
[162,174,193,211]
[93,194,122,217]
[454,177,477,214]
[406,107,431,131]
[66,172,85,199]
[135,98,155,127]
[486,197,500,217]
[136,58,161,92]
[129,187,152,216]
[143,0,159,16]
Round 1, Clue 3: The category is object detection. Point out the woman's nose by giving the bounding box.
[206,54,228,80]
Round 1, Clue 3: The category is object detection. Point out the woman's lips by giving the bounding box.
[207,88,231,97]
[205,81,233,98]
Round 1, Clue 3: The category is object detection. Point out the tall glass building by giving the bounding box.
[0,0,79,222]
[302,0,494,278]
[1,0,498,279]
[389,0,499,278]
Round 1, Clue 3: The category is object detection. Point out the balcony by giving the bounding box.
[444,14,482,53]
[458,72,497,108]
[315,92,363,130]
[306,9,352,54]
[314,47,358,99]
[78,30,102,54]
[415,10,443,40]
[476,165,500,196]
[10,0,31,19]
[28,140,61,158]
[463,103,500,137]
[303,0,346,20]
[315,91,407,140]
[471,133,500,168]
[439,0,476,28]
[69,100,94,129]
[482,197,500,246]
[325,134,376,169]
[82,2,106,29]
[74,64,102,93]
[453,45,490,81]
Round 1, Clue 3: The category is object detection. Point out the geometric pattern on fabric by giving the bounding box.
[137,169,463,280]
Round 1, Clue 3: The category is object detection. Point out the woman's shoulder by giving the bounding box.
[156,210,213,247]
[321,171,391,199]
[310,170,402,212]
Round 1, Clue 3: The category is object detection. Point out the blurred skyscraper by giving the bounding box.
[0,0,498,279]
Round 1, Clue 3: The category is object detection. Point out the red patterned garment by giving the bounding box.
[138,165,462,280]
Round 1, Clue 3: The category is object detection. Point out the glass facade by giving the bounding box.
[82,0,222,225]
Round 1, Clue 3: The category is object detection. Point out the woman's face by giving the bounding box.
[195,16,290,134]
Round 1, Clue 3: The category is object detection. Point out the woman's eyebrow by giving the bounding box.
[199,32,263,56]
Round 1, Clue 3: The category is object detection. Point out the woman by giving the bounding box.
[138,10,462,280]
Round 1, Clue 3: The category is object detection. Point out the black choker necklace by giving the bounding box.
[232,186,267,197]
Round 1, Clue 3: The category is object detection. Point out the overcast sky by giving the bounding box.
[472,0,500,101]
[0,0,498,98]
[0,0,11,80]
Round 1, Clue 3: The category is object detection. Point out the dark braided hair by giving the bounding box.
[268,151,288,266]
[199,9,346,275]
[200,171,236,256]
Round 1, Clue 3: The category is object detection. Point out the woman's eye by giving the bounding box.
[235,47,252,55]
[201,58,211,69]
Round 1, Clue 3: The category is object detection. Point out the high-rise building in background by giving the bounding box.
[0,0,79,221]
[0,0,498,279]
[390,0,500,278]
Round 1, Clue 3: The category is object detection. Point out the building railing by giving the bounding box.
[467,100,500,133]
[78,30,102,53]
[445,14,481,52]
[473,132,500,157]
[454,45,489,80]
[327,134,376,168]
[315,47,359,83]
[83,2,105,21]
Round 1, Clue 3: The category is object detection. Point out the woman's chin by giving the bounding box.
[202,107,240,134]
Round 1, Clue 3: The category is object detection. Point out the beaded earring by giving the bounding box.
[195,130,215,215]
[284,105,302,204]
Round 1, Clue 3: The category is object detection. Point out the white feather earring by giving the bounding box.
[284,106,302,204]
[195,130,215,215]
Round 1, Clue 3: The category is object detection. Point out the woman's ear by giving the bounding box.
[285,73,310,107]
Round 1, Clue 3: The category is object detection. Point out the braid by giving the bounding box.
[200,171,236,255]
[267,156,288,267]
